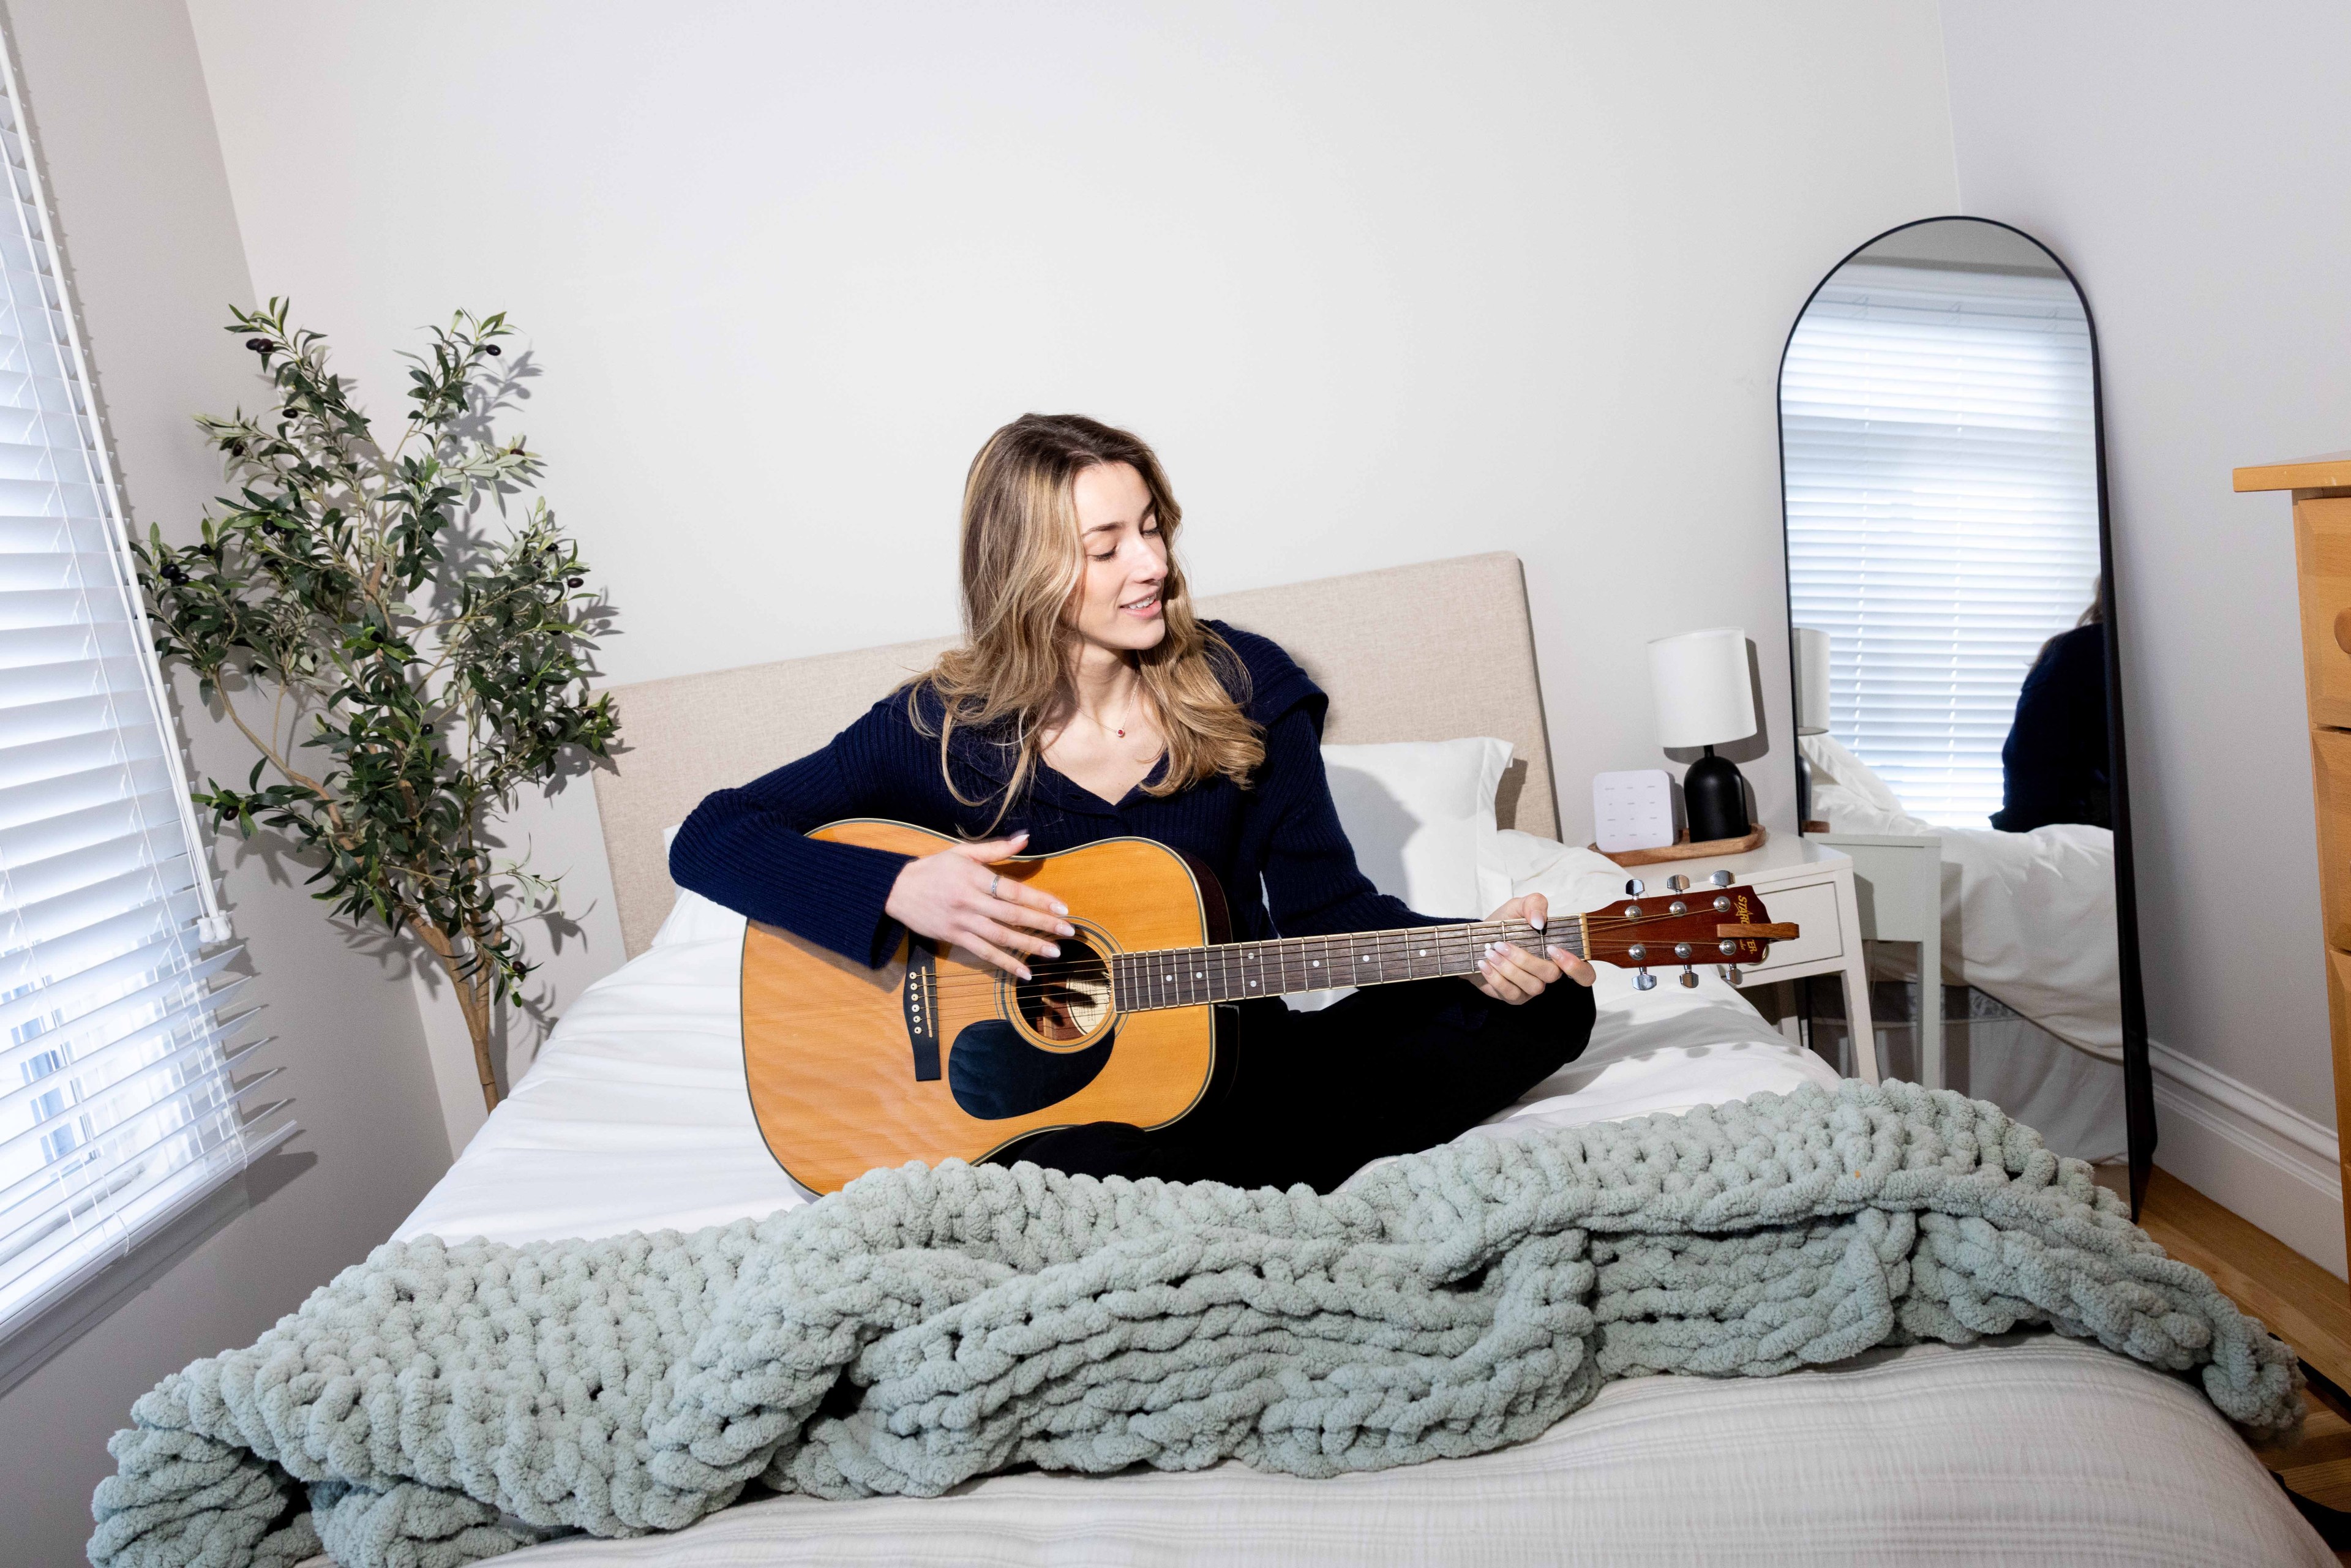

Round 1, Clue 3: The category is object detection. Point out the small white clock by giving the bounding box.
[1592,768,1676,853]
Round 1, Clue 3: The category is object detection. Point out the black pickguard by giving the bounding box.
[947,1018,1115,1120]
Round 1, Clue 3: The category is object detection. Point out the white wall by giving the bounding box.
[1943,0,2351,1264]
[186,0,1962,1149]
[0,4,451,1562]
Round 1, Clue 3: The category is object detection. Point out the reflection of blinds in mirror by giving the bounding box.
[0,45,285,1347]
[1782,262,2100,828]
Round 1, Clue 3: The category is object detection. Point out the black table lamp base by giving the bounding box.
[1684,746,1751,842]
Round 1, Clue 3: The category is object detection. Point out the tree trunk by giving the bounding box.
[411,920,500,1111]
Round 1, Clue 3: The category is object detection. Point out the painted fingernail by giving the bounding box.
[1058,922,1075,936]
[1042,943,1060,958]
[1052,902,1070,916]
[1018,965,1033,980]
[1531,913,1546,930]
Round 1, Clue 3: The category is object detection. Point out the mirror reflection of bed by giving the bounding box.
[1772,216,2140,1170]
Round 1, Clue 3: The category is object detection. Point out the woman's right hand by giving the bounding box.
[884,829,1074,979]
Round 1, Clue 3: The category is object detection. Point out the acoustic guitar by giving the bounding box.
[740,820,1798,1195]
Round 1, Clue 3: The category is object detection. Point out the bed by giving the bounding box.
[378,553,2320,1566]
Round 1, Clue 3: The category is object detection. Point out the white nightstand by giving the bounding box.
[1810,831,1943,1090]
[1629,836,1878,1083]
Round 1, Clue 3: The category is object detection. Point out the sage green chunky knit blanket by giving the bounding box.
[88,1081,2300,1568]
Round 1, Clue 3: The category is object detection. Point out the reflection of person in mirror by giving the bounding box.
[1991,587,2111,832]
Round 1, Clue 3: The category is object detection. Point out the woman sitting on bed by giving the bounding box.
[672,412,1595,1192]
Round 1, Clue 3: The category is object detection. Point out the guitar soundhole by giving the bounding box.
[1013,940,1111,1043]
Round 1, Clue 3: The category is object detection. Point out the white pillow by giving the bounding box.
[1289,737,1513,1011]
[652,824,749,948]
[1321,737,1514,920]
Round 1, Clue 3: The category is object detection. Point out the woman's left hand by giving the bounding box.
[1471,893,1597,1004]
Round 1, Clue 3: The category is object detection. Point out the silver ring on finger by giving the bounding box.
[989,872,1000,899]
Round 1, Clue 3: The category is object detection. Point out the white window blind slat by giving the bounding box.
[0,1082,282,1287]
[0,962,244,1111]
[0,30,256,1348]
[1783,261,2102,827]
[0,759,175,835]
[0,923,189,1037]
[0,888,203,996]
[0,1035,264,1168]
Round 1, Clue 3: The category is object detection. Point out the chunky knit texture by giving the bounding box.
[88,1081,2301,1568]
[666,622,1455,968]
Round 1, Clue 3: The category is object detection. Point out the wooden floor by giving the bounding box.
[2139,1166,2351,1553]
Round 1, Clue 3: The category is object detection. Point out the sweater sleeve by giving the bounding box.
[667,701,917,967]
[1256,704,1462,936]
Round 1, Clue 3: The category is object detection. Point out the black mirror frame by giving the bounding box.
[1772,215,2154,1218]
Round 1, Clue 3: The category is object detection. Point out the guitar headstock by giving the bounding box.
[1578,871,1796,990]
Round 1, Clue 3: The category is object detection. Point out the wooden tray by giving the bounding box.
[1589,823,1766,868]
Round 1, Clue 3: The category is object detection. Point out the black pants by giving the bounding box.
[1007,975,1595,1193]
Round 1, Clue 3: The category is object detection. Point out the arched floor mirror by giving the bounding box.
[1775,216,2153,1214]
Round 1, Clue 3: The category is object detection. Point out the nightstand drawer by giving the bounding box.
[1731,879,1843,976]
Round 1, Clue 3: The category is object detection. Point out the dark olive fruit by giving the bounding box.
[565,577,583,588]
[160,563,188,585]
[244,337,272,353]
[484,343,503,356]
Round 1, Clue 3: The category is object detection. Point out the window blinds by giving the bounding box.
[1782,261,2101,828]
[0,42,279,1347]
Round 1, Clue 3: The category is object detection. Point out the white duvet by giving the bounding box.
[397,837,1836,1246]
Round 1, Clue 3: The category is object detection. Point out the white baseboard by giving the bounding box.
[2148,1039,2344,1280]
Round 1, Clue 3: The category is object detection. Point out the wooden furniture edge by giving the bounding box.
[1592,823,1768,867]
[2235,452,2351,492]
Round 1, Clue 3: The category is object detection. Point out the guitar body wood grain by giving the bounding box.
[741,819,1220,1195]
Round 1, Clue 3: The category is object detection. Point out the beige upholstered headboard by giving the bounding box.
[591,550,1557,958]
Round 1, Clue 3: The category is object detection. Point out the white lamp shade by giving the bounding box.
[1793,626,1832,736]
[1649,627,1757,749]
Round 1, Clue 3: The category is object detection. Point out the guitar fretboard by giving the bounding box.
[1107,918,1579,1013]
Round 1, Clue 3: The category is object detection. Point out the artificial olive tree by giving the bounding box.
[138,300,618,1110]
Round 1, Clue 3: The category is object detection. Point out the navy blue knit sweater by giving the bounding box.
[668,622,1456,967]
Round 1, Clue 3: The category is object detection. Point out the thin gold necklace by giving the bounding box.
[1082,694,1146,741]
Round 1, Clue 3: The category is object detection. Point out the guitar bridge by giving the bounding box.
[903,943,940,1081]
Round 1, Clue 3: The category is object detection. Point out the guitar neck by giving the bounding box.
[1108,917,1577,1013]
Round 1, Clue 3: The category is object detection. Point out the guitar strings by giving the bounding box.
[907,893,1758,1006]
[914,925,1557,1002]
[906,896,1754,1002]
[909,910,1760,1007]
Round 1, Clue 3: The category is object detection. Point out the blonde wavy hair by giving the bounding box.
[912,413,1264,825]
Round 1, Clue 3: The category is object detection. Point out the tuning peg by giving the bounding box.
[1708,870,1733,888]
[1624,878,1645,897]
[1720,965,1744,985]
[1667,874,1690,893]
[1678,966,1699,988]
[1633,969,1657,991]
